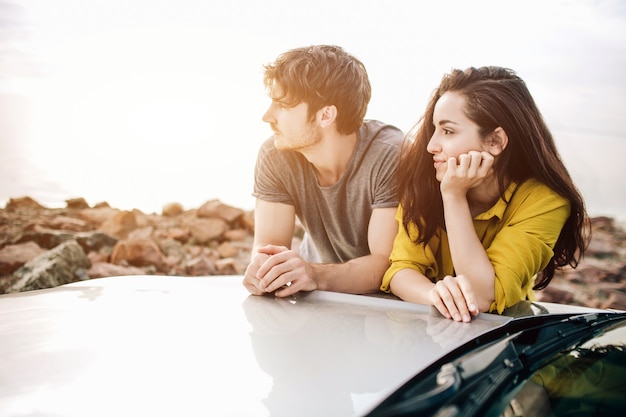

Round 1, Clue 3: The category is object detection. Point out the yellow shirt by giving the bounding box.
[381,179,570,313]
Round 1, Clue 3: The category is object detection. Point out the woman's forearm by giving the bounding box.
[389,268,435,304]
[442,194,495,310]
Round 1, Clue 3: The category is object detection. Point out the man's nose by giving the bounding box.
[262,104,275,123]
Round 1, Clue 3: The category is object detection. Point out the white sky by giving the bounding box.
[1,0,625,215]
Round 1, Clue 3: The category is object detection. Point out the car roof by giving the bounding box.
[0,275,590,417]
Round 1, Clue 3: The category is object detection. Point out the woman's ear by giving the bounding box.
[488,127,508,156]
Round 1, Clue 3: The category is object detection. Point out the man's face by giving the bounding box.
[262,84,321,152]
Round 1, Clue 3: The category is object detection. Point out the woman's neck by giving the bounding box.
[467,176,506,217]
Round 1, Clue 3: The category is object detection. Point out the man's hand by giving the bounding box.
[242,251,272,295]
[254,244,317,297]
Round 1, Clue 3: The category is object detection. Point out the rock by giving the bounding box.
[74,231,118,253]
[216,258,239,274]
[536,285,575,305]
[5,240,91,293]
[45,215,91,232]
[197,199,244,223]
[189,218,228,244]
[162,202,184,217]
[224,229,249,241]
[111,238,167,272]
[240,211,255,231]
[65,197,90,210]
[167,227,190,243]
[186,255,217,276]
[128,226,154,240]
[536,216,626,310]
[602,289,626,310]
[99,210,138,239]
[4,196,45,212]
[158,238,186,260]
[88,262,146,278]
[17,228,75,249]
[78,207,120,226]
[217,241,239,258]
[0,241,47,275]
[87,250,110,264]
[3,195,620,312]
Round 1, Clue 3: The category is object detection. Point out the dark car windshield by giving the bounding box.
[502,319,626,417]
[367,311,626,417]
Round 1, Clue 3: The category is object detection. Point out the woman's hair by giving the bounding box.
[263,45,371,135]
[398,66,589,289]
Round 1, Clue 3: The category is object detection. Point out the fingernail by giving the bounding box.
[470,304,477,312]
[463,315,470,322]
[453,313,461,321]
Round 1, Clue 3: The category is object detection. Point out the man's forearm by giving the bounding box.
[311,253,390,294]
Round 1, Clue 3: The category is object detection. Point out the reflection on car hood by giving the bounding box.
[0,275,536,417]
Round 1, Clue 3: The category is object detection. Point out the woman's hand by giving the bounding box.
[429,275,481,322]
[440,151,493,195]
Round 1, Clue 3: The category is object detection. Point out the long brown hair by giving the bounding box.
[398,66,589,289]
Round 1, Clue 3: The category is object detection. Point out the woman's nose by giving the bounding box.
[426,134,438,154]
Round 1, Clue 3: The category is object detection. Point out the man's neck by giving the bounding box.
[302,131,358,187]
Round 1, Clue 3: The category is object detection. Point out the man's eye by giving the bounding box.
[443,129,453,135]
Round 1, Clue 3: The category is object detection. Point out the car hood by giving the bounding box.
[0,275,532,417]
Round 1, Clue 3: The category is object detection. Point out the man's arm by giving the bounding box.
[251,199,295,253]
[256,206,398,296]
[242,199,295,295]
[313,206,398,294]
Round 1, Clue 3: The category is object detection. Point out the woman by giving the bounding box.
[381,66,589,322]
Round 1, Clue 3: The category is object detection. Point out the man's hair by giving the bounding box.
[263,45,371,134]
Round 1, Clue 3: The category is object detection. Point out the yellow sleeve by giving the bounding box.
[380,206,440,292]
[489,180,570,313]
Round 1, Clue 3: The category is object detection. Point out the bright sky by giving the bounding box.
[1,0,625,215]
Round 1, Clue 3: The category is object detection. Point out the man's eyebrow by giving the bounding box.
[271,96,297,107]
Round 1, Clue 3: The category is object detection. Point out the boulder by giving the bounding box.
[0,241,47,275]
[111,238,167,272]
[99,210,138,239]
[162,202,184,217]
[88,262,146,278]
[6,240,91,292]
[189,218,228,244]
[197,199,244,223]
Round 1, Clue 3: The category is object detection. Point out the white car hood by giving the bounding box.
[0,275,512,417]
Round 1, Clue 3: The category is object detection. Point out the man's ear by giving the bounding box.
[488,127,508,156]
[317,105,337,127]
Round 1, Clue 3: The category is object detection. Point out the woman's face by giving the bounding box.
[427,91,489,181]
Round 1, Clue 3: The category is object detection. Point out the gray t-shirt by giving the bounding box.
[252,119,404,264]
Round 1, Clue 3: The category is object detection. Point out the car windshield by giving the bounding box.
[505,319,626,417]
[367,311,626,417]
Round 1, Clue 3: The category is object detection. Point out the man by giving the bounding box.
[242,45,404,297]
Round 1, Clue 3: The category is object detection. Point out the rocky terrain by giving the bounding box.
[1,196,625,311]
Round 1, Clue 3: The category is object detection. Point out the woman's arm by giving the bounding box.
[436,152,496,319]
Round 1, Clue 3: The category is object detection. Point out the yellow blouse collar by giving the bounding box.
[474,181,519,221]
